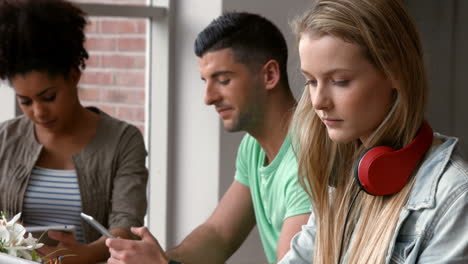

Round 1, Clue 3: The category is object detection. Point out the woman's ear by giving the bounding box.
[387,65,401,90]
[390,75,400,102]
[68,67,82,87]
[262,59,281,90]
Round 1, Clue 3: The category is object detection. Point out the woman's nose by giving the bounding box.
[32,102,49,121]
[310,84,331,110]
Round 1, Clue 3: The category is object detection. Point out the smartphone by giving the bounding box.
[80,212,115,238]
[25,225,77,246]
[25,224,76,233]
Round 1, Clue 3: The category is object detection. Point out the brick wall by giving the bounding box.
[72,0,146,4]
[72,0,148,133]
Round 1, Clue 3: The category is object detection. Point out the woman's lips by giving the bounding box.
[322,118,342,127]
[37,119,57,128]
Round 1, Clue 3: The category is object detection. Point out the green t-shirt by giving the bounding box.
[234,134,311,263]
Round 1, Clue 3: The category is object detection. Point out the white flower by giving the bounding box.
[24,233,44,249]
[0,212,43,263]
[0,224,10,242]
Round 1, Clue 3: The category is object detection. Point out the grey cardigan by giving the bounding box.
[0,108,148,243]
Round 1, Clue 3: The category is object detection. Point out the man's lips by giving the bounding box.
[216,106,233,118]
[215,104,233,112]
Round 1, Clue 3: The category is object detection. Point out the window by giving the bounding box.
[74,1,171,247]
[71,0,149,6]
[0,0,170,248]
[80,16,148,134]
[0,80,15,122]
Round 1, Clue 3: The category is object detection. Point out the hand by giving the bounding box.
[106,226,168,264]
[36,231,92,264]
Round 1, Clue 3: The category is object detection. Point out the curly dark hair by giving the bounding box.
[0,0,88,80]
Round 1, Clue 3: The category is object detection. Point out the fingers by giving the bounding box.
[130,226,158,245]
[106,239,145,264]
[106,227,166,264]
[48,230,76,245]
[107,257,122,264]
[36,245,63,260]
[106,237,138,251]
[36,244,52,256]
[108,246,127,262]
[129,226,147,237]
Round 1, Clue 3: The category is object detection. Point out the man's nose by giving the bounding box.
[204,82,221,105]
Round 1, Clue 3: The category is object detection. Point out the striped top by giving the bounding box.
[22,167,85,243]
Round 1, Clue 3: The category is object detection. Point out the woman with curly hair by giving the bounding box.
[279,0,468,263]
[0,0,148,263]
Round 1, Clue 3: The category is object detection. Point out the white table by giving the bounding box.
[0,252,39,263]
[0,252,108,263]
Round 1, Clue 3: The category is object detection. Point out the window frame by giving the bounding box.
[77,1,171,247]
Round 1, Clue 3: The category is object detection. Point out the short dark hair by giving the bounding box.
[194,12,289,87]
[0,0,88,80]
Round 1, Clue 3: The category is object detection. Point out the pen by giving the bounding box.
[80,212,115,238]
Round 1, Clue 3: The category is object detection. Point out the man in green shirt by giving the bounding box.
[106,12,311,264]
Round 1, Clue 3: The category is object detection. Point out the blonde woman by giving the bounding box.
[279,0,468,263]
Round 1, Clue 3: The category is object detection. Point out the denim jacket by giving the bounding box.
[279,133,468,264]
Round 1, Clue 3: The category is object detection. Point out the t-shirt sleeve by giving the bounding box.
[283,160,312,219]
[234,135,251,187]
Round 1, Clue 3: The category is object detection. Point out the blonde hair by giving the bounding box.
[291,0,428,263]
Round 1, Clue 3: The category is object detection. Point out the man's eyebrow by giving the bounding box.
[201,71,234,81]
[211,70,234,78]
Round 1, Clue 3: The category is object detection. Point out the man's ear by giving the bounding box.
[262,59,281,90]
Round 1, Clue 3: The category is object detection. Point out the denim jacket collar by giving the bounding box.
[405,133,458,211]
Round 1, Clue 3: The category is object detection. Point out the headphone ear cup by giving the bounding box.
[355,146,395,195]
[355,121,433,196]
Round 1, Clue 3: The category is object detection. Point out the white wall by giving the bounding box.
[0,81,15,122]
[405,0,468,157]
[167,0,222,248]
[167,0,311,263]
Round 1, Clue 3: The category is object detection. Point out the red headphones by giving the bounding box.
[354,120,433,196]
